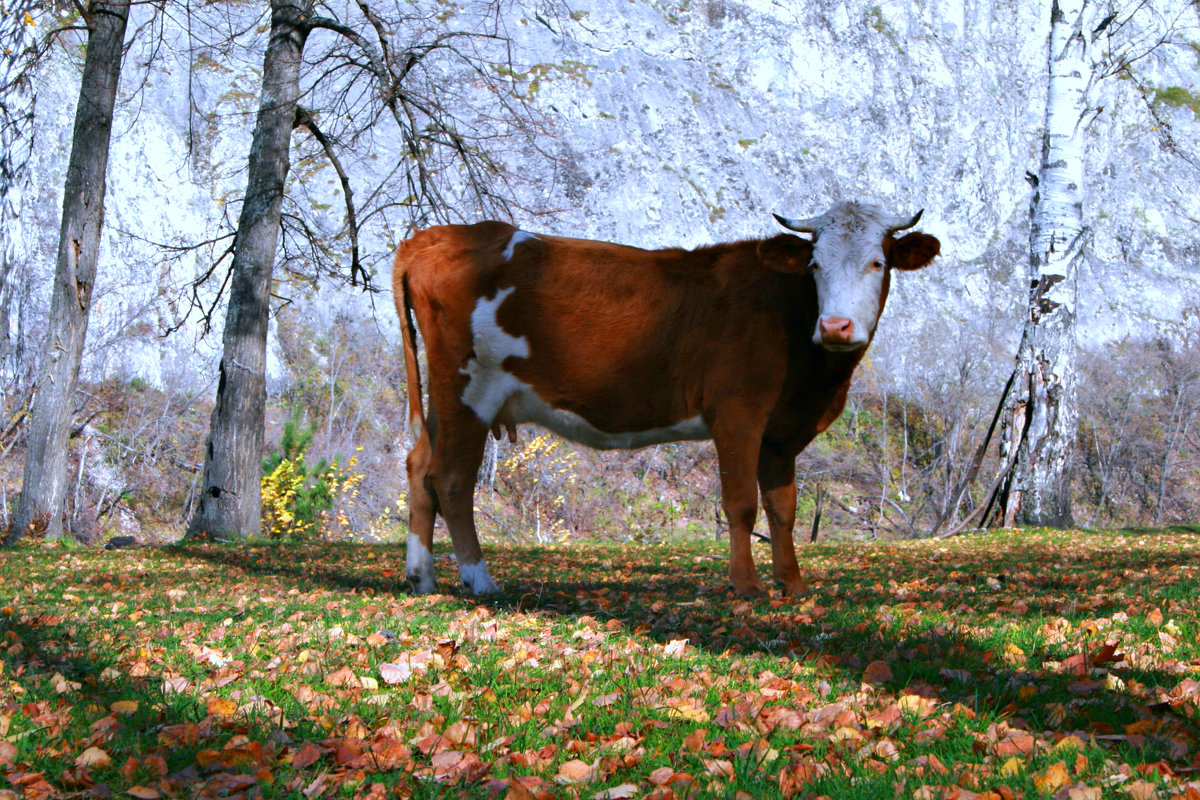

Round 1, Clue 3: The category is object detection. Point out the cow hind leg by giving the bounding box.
[429,409,499,595]
[405,430,439,594]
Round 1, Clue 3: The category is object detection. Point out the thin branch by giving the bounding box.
[293,105,366,288]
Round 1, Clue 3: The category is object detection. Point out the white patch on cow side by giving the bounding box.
[503,230,539,261]
[461,287,530,424]
[406,532,437,594]
[459,558,501,595]
[461,286,711,448]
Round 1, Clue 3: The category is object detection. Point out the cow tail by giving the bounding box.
[397,268,426,442]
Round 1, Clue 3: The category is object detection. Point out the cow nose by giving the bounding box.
[819,317,855,344]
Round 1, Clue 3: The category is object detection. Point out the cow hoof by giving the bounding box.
[407,572,438,595]
[459,559,501,595]
[728,582,767,599]
[779,581,812,597]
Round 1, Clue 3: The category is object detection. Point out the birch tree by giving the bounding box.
[8,0,131,543]
[0,2,40,394]
[997,0,1092,528]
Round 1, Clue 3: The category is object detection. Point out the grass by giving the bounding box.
[2,528,1200,798]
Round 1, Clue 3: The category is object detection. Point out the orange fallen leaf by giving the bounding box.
[75,746,112,769]
[862,660,892,686]
[292,741,323,770]
[110,700,138,715]
[206,697,237,718]
[556,759,596,784]
[126,787,160,800]
[1033,761,1069,793]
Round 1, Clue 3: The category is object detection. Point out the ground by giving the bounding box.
[2,528,1200,799]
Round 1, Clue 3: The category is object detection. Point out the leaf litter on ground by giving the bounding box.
[1,529,1200,798]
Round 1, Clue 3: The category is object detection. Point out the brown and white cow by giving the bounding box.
[394,202,940,596]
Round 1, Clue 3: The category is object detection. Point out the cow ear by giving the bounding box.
[758,234,812,274]
[890,232,940,271]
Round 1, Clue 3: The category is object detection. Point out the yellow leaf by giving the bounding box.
[831,725,863,743]
[110,700,139,715]
[999,756,1023,777]
[1054,734,1086,752]
[23,12,35,25]
[207,697,237,717]
[897,694,937,717]
[1033,761,1069,793]
[1003,642,1026,665]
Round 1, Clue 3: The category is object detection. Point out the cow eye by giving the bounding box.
[871,260,884,271]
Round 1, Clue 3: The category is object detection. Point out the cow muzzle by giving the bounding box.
[816,317,866,351]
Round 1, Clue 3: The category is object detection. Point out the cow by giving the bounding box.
[393,202,941,597]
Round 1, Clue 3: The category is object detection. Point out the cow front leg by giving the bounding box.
[712,419,767,597]
[758,452,808,596]
[429,409,499,596]
[404,429,439,595]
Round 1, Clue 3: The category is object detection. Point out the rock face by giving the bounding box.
[5,0,1199,392]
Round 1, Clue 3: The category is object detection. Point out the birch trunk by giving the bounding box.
[8,0,130,543]
[187,0,312,540]
[1,1,39,386]
[999,0,1090,528]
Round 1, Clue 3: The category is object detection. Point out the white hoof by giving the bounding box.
[459,559,501,595]
[405,533,437,594]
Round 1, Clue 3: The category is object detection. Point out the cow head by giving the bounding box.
[773,202,941,351]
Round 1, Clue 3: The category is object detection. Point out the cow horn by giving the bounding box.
[773,212,820,233]
[886,209,924,233]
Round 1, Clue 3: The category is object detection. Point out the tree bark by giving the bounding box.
[8,0,130,544]
[187,0,312,540]
[1,1,40,387]
[998,0,1090,529]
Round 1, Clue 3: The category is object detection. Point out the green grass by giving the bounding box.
[2,529,1200,798]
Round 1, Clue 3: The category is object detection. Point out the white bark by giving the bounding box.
[1001,0,1092,528]
[0,2,39,384]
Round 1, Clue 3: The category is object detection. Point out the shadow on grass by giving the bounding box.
[170,531,1200,771]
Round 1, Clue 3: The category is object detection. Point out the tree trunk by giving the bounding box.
[8,0,130,544]
[1,1,40,388]
[998,0,1089,529]
[187,0,312,540]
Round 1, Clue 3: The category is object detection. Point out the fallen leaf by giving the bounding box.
[75,746,112,769]
[379,662,414,684]
[556,759,596,784]
[702,759,735,779]
[110,700,138,715]
[206,697,237,718]
[292,741,323,770]
[862,660,893,686]
[1033,761,1069,793]
[126,787,160,799]
[591,784,639,800]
